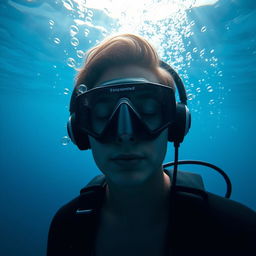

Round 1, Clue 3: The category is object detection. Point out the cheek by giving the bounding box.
[88,136,109,173]
[144,129,168,166]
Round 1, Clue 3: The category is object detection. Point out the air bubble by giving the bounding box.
[102,30,107,37]
[53,37,61,44]
[79,13,85,19]
[77,84,88,95]
[200,49,205,57]
[193,47,198,53]
[70,25,79,37]
[85,16,92,23]
[186,52,192,61]
[190,20,195,26]
[67,58,76,68]
[64,88,70,95]
[62,0,74,11]
[49,20,54,26]
[71,37,79,47]
[201,26,207,32]
[61,136,70,146]
[217,71,223,77]
[209,99,215,105]
[211,57,218,62]
[210,49,214,54]
[184,31,193,38]
[196,87,201,93]
[87,10,93,17]
[187,93,195,101]
[207,86,213,92]
[84,28,90,37]
[77,50,84,58]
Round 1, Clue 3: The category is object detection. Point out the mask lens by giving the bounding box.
[91,99,114,134]
[134,96,162,130]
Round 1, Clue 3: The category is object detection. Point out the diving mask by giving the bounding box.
[74,78,176,142]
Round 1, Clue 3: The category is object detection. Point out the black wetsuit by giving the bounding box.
[47,170,256,256]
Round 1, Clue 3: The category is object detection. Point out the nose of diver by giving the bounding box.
[116,101,135,143]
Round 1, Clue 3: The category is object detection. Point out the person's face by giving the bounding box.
[88,65,169,187]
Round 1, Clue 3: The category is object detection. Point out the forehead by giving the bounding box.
[95,65,160,87]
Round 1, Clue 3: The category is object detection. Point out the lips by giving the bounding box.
[111,153,145,160]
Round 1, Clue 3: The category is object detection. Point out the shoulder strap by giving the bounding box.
[81,174,107,193]
[165,169,208,200]
[76,174,106,214]
[165,169,205,190]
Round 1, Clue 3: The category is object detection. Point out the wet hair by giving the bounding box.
[70,34,174,112]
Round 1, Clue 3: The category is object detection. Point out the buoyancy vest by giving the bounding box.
[47,169,256,256]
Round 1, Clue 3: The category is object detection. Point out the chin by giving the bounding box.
[106,168,153,187]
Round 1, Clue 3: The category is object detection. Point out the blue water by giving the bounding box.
[0,0,255,255]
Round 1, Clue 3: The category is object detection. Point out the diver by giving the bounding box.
[47,34,256,256]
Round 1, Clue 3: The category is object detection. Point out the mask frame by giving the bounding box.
[74,80,176,143]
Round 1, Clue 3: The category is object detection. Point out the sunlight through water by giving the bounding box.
[58,0,223,121]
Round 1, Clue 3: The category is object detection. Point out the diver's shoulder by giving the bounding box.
[207,192,255,216]
[50,196,81,225]
[207,192,256,228]
[47,196,82,252]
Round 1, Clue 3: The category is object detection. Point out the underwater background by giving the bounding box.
[0,0,255,255]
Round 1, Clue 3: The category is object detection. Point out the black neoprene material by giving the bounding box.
[47,170,256,256]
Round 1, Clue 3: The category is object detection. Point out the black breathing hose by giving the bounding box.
[163,158,232,198]
[170,142,180,193]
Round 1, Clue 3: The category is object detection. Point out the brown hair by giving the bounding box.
[70,34,174,112]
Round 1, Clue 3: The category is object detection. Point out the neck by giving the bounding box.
[103,170,171,226]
